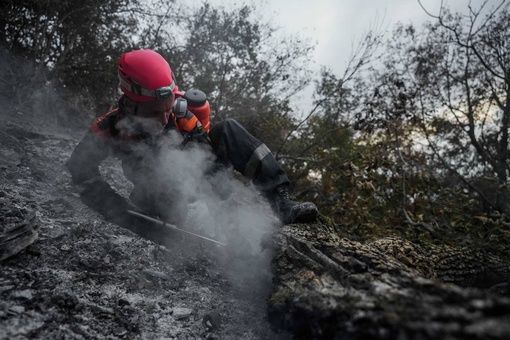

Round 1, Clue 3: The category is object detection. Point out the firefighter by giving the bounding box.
[67,49,318,235]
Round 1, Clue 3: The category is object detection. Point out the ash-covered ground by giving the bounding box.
[0,104,289,339]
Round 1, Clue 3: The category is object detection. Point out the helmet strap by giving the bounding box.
[119,96,137,115]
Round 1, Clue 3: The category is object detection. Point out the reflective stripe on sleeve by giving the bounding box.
[243,143,271,179]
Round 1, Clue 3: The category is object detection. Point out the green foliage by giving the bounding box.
[314,133,510,253]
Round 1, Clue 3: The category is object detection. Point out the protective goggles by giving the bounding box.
[119,74,175,100]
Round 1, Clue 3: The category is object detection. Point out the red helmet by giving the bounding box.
[118,49,178,102]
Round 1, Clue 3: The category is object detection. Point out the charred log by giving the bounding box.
[266,217,510,339]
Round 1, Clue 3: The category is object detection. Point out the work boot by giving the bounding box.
[269,186,319,225]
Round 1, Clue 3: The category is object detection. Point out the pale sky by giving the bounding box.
[204,0,492,74]
[197,0,496,112]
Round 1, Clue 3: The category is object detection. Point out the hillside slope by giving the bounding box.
[0,112,284,339]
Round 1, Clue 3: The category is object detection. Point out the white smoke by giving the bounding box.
[116,115,166,136]
[142,130,279,294]
[151,130,280,255]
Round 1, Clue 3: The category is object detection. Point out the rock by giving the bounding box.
[203,311,221,330]
[142,269,171,281]
[88,303,115,316]
[0,149,20,167]
[8,305,25,315]
[117,298,131,307]
[0,201,39,261]
[11,289,33,300]
[173,307,193,320]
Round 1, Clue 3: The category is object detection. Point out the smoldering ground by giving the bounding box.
[97,119,283,337]
[120,126,280,286]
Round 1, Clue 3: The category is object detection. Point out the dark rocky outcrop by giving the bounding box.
[0,198,38,261]
[266,217,510,339]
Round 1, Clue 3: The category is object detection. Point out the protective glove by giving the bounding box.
[173,97,211,146]
[182,125,211,145]
[80,179,136,223]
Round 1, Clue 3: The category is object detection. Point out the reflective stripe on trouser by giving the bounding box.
[208,118,289,192]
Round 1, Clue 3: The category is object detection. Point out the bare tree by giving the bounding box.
[359,2,510,215]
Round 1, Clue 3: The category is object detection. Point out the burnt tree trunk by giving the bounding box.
[266,217,510,339]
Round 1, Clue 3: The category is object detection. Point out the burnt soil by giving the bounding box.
[0,110,288,339]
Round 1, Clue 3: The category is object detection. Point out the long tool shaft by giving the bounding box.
[127,210,226,246]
